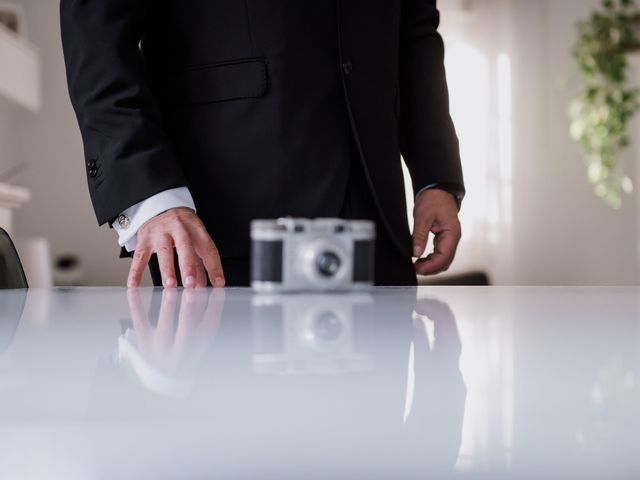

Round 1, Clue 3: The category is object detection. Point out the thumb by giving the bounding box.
[412,212,434,258]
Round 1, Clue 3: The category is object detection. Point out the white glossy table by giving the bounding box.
[0,287,638,479]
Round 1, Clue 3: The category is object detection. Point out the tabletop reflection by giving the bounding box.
[1,286,638,479]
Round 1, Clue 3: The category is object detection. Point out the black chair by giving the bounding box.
[0,227,28,289]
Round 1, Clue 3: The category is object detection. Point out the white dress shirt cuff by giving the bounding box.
[112,187,196,252]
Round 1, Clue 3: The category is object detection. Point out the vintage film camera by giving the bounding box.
[250,218,375,292]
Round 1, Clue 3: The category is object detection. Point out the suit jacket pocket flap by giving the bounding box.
[169,58,267,105]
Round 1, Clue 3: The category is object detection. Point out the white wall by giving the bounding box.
[11,0,141,286]
[510,0,639,285]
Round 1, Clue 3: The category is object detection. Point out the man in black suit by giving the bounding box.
[61,0,464,288]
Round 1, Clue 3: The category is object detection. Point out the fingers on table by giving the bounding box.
[174,230,202,289]
[190,224,225,288]
[128,245,153,288]
[156,234,178,288]
[129,236,222,289]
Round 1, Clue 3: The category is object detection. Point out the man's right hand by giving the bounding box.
[126,207,225,289]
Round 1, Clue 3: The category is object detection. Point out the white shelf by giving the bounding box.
[0,22,41,112]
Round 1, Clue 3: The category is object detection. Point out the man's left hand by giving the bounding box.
[412,189,462,276]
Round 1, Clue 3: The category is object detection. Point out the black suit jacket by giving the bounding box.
[61,0,464,259]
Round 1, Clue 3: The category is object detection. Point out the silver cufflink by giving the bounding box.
[117,214,130,229]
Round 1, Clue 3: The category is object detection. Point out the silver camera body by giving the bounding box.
[251,218,376,292]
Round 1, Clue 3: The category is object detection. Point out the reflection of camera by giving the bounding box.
[252,293,374,375]
[250,218,375,292]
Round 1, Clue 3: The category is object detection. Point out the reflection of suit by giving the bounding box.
[61,0,464,265]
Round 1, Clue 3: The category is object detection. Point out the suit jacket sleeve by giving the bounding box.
[61,0,187,225]
[399,0,465,201]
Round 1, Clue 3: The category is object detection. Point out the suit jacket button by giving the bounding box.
[87,159,98,178]
[117,214,130,229]
[342,61,353,75]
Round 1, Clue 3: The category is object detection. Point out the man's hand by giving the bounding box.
[127,207,225,289]
[412,189,461,276]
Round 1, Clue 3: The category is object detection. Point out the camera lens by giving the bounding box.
[313,311,343,341]
[316,251,342,277]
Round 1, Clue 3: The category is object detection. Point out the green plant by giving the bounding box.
[570,0,640,209]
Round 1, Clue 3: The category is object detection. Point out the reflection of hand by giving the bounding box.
[126,288,225,377]
[405,297,465,472]
[413,298,462,360]
[414,297,456,322]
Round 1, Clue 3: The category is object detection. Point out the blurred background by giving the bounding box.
[0,0,638,286]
